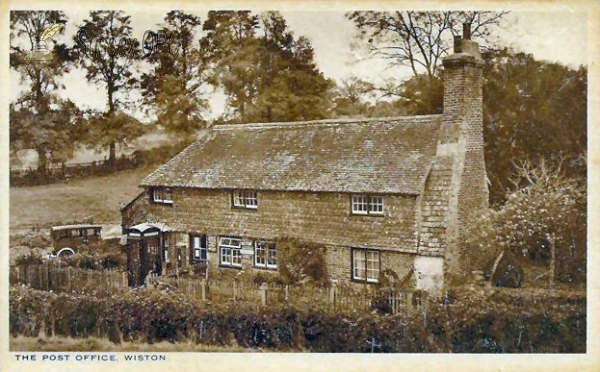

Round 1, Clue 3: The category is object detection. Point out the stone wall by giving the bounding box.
[131,188,418,252]
[122,188,419,284]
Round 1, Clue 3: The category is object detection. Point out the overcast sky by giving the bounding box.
[9,10,589,121]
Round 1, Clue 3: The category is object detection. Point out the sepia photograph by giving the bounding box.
[1,0,598,370]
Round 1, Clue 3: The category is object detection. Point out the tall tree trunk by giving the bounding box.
[107,82,116,167]
[37,148,47,175]
[109,142,116,167]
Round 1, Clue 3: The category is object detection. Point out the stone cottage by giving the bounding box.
[121,25,489,293]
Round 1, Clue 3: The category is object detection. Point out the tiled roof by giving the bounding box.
[141,115,443,195]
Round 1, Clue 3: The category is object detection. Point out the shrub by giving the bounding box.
[465,160,586,284]
[277,237,328,285]
[8,285,586,352]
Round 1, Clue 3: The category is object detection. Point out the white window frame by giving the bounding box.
[351,195,384,216]
[218,237,242,268]
[233,190,258,209]
[352,248,380,283]
[255,240,277,269]
[152,187,173,204]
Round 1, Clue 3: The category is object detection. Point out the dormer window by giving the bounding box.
[233,190,258,209]
[351,195,384,215]
[152,187,173,204]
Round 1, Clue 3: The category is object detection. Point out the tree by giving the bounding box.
[202,10,260,122]
[72,11,141,165]
[465,160,586,285]
[9,11,76,172]
[202,11,332,123]
[376,74,443,115]
[140,11,208,141]
[482,49,587,205]
[347,11,507,79]
[82,110,144,161]
[329,76,374,118]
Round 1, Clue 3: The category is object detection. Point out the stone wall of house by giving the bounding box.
[122,188,419,283]
[417,157,453,257]
[129,188,418,252]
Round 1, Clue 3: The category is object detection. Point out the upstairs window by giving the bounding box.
[152,187,173,204]
[255,241,277,269]
[351,195,384,215]
[233,190,258,209]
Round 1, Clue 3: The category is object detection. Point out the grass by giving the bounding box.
[10,166,155,230]
[10,336,258,352]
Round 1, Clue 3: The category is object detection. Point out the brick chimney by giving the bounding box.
[438,23,489,278]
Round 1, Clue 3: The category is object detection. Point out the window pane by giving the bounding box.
[370,196,384,214]
[353,250,366,279]
[220,247,230,264]
[352,195,368,214]
[233,192,244,206]
[256,242,266,266]
[366,251,380,281]
[268,245,277,266]
[232,249,241,266]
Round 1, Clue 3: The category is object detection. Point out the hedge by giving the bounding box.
[9,286,585,352]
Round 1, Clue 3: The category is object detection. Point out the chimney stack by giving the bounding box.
[463,23,471,40]
[439,22,489,278]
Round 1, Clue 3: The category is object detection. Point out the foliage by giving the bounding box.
[140,11,209,140]
[15,253,44,268]
[9,285,586,352]
[464,161,586,284]
[276,238,328,285]
[9,11,80,172]
[72,11,142,164]
[481,48,587,205]
[58,252,125,271]
[202,11,333,123]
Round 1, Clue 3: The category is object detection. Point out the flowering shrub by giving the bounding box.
[464,161,586,283]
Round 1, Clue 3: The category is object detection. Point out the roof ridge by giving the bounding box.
[212,114,442,131]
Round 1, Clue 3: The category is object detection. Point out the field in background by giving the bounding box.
[10,166,154,230]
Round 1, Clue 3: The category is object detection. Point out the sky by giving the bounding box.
[9,10,589,121]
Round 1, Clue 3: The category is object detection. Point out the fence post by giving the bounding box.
[201,279,207,301]
[233,281,238,303]
[260,283,268,307]
[329,283,337,308]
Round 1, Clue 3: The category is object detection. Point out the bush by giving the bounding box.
[465,161,586,284]
[277,237,328,285]
[9,285,586,352]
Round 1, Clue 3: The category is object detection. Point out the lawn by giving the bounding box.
[10,166,155,231]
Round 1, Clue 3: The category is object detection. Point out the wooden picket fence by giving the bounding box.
[10,265,128,293]
[156,275,417,314]
[10,265,416,314]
